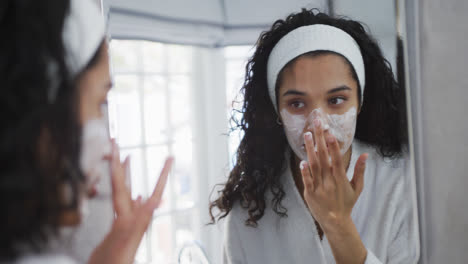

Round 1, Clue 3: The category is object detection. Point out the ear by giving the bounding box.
[357,96,362,115]
[276,114,283,126]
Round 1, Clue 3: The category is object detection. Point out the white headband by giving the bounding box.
[267,24,366,112]
[48,0,105,102]
[62,0,106,76]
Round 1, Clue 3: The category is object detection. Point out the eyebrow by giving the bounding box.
[282,90,307,96]
[327,85,352,94]
[282,85,351,97]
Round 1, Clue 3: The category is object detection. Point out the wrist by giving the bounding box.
[321,215,355,237]
[322,216,367,264]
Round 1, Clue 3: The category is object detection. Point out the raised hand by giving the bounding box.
[88,140,173,264]
[299,119,368,264]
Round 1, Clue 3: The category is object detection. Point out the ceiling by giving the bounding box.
[103,0,396,65]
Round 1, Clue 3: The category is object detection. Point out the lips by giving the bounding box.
[86,173,101,198]
[87,185,98,198]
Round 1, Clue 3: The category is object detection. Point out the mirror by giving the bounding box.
[70,0,420,263]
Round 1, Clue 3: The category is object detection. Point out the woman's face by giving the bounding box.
[78,42,112,125]
[277,53,360,159]
[60,42,112,226]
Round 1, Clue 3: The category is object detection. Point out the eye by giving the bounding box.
[329,97,346,105]
[289,101,305,109]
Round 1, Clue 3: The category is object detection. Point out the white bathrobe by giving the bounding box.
[223,140,419,264]
[8,231,78,264]
[12,253,76,264]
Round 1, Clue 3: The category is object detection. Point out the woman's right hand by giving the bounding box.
[88,140,173,264]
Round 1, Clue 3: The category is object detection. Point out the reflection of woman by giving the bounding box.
[210,9,419,264]
[0,0,172,263]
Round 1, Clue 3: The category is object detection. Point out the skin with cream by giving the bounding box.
[281,106,357,160]
[277,53,361,168]
[275,51,369,263]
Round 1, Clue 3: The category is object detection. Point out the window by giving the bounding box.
[108,40,253,264]
[108,40,197,263]
[224,46,254,167]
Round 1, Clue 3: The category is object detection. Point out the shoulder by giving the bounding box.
[222,202,250,262]
[354,140,410,182]
[353,141,417,232]
[223,201,266,241]
[224,202,247,231]
[352,142,419,261]
[354,140,413,206]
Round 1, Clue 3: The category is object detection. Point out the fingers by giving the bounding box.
[314,120,334,187]
[132,195,142,210]
[326,134,345,180]
[300,160,314,192]
[129,158,174,250]
[313,119,330,168]
[129,157,173,246]
[304,132,321,186]
[110,139,132,216]
[146,157,174,211]
[351,153,369,197]
[100,155,175,264]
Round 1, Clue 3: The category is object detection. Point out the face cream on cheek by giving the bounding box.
[280,109,308,161]
[327,107,357,154]
[307,107,357,154]
[80,118,111,193]
[280,107,357,160]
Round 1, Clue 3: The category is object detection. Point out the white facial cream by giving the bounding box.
[80,118,111,191]
[280,107,357,160]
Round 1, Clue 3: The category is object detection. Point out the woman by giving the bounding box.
[210,9,419,264]
[0,0,172,263]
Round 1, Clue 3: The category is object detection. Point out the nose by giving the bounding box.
[305,108,330,131]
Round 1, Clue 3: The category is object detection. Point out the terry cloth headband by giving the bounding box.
[49,0,106,101]
[63,0,105,75]
[266,24,365,112]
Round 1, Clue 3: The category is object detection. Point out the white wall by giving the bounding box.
[192,47,230,264]
[405,0,468,263]
[333,0,397,70]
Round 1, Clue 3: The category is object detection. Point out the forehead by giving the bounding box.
[278,53,358,95]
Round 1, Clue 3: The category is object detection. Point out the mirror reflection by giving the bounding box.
[0,0,420,263]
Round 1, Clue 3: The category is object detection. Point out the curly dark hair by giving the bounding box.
[0,0,91,260]
[209,9,408,226]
